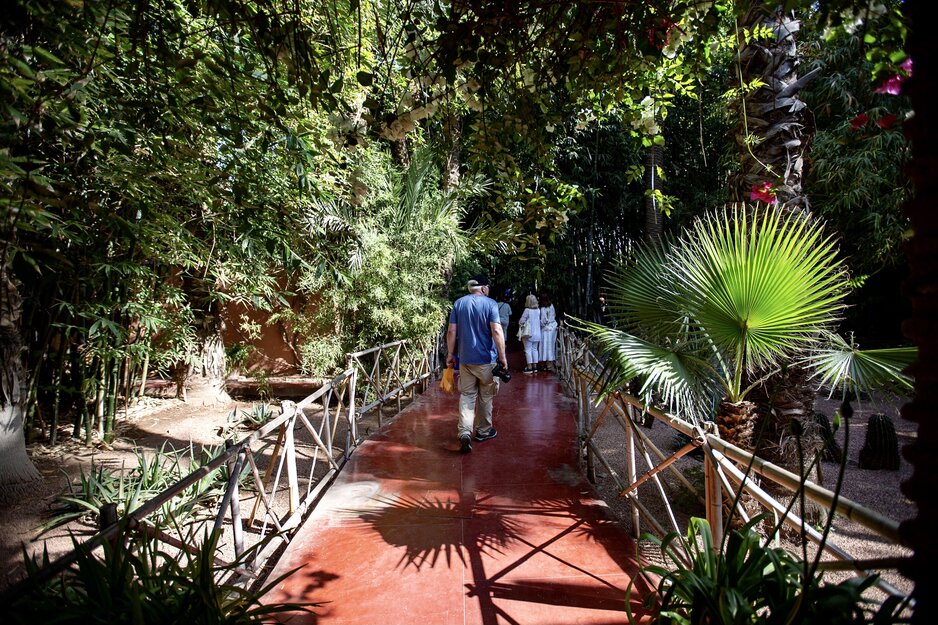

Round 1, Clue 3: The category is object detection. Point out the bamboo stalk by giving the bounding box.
[138,341,150,398]
[50,329,71,446]
[94,357,106,439]
[104,356,119,442]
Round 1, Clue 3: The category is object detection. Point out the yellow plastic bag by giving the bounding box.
[440,365,456,394]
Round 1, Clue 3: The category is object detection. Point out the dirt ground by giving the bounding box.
[0,381,917,608]
[0,392,254,591]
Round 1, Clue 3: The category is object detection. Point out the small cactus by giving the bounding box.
[813,412,843,463]
[858,413,901,470]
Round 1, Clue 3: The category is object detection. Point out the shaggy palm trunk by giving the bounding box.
[192,305,230,404]
[182,278,230,405]
[715,399,761,526]
[715,399,758,450]
[748,365,819,467]
[0,267,41,500]
[728,4,818,210]
[727,4,819,479]
[441,112,461,192]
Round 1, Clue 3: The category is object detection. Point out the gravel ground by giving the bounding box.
[584,388,915,605]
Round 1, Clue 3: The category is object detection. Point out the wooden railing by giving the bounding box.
[556,324,911,600]
[4,334,445,598]
[345,334,443,431]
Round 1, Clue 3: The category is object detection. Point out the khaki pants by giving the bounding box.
[457,363,499,439]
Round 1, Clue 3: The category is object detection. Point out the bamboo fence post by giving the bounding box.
[577,374,588,469]
[625,403,641,539]
[212,439,244,540]
[586,393,596,483]
[323,393,334,454]
[281,401,300,515]
[230,448,245,559]
[396,347,402,414]
[349,368,359,446]
[704,450,723,545]
[245,452,282,532]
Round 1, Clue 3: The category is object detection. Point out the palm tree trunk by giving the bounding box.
[645,143,663,241]
[0,267,41,501]
[728,3,818,210]
[727,4,819,466]
[442,111,461,192]
[192,304,230,404]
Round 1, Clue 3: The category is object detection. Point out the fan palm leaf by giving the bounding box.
[604,237,687,341]
[579,205,861,423]
[579,319,719,418]
[675,206,848,397]
[804,332,915,398]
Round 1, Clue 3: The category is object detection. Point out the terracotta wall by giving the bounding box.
[221,301,301,377]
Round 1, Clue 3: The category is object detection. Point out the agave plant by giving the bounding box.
[579,205,914,447]
[10,528,315,624]
[36,442,227,536]
[628,516,910,625]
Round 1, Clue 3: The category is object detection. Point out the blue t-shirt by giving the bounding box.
[449,294,500,365]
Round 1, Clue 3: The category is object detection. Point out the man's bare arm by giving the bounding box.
[490,322,507,369]
[446,322,458,367]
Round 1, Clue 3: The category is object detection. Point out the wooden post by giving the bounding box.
[282,401,300,515]
[230,449,245,559]
[100,502,119,549]
[581,383,596,484]
[248,425,285,526]
[577,375,587,468]
[704,452,723,545]
[625,404,641,539]
[212,439,244,542]
[349,369,358,446]
[376,356,384,428]
[394,344,402,414]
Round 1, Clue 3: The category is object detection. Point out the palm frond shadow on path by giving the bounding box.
[264,366,655,625]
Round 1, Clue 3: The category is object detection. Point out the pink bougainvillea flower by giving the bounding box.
[875,58,913,96]
[750,182,777,203]
[850,113,870,130]
[875,75,904,95]
[876,114,898,129]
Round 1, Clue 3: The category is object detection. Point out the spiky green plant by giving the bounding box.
[36,442,226,536]
[9,529,314,624]
[628,516,910,625]
[578,206,914,426]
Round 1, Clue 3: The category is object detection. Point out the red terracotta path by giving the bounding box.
[264,354,652,625]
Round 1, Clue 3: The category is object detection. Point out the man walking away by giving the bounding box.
[447,274,508,453]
